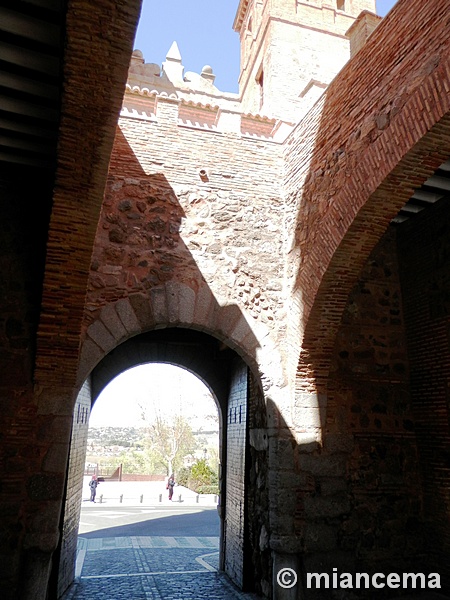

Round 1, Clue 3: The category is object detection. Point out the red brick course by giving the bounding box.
[285,0,450,389]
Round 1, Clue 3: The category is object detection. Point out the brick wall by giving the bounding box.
[269,226,426,598]
[224,359,248,588]
[57,379,91,597]
[347,11,382,58]
[324,227,423,581]
[0,166,53,598]
[2,4,142,595]
[246,371,271,596]
[281,0,450,401]
[397,199,450,588]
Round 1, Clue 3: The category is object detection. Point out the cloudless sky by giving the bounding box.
[90,364,218,429]
[134,0,399,93]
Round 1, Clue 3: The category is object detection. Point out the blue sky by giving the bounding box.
[134,1,398,93]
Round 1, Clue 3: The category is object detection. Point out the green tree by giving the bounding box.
[183,458,219,494]
[143,414,198,475]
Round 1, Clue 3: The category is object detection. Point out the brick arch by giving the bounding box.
[34,1,141,397]
[290,0,450,390]
[298,113,450,391]
[77,281,287,403]
[12,3,142,598]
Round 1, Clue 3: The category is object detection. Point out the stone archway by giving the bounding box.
[57,287,288,597]
[62,329,251,591]
[77,283,287,398]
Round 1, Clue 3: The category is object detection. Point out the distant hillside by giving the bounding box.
[87,426,145,447]
[87,426,219,447]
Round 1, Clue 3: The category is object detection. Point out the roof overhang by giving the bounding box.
[233,0,251,32]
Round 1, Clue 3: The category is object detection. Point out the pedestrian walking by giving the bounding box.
[167,474,175,500]
[89,475,99,502]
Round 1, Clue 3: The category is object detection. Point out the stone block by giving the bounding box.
[303,522,338,553]
[303,494,351,519]
[177,284,196,324]
[165,281,181,324]
[100,303,127,340]
[77,338,104,386]
[268,505,296,534]
[128,293,153,327]
[216,304,245,340]
[292,406,324,430]
[250,428,269,451]
[269,468,315,494]
[36,386,77,417]
[292,432,321,452]
[294,391,327,409]
[115,297,140,333]
[269,436,295,471]
[86,320,116,353]
[42,443,70,473]
[193,284,215,329]
[150,286,168,324]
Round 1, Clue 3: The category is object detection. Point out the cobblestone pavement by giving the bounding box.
[62,536,259,600]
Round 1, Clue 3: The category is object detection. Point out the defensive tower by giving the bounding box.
[234,0,377,121]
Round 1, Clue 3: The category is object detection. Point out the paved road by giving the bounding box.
[63,499,450,600]
[79,504,220,538]
[62,502,258,600]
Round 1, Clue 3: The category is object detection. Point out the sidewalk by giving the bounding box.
[83,476,219,508]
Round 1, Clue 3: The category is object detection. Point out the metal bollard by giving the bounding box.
[196,494,199,503]
[159,494,162,503]
[99,494,103,504]
[178,493,182,503]
[120,494,123,503]
[214,495,218,503]
[140,494,143,503]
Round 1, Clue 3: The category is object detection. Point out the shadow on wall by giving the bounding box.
[267,388,433,599]
[84,126,272,369]
[59,127,277,597]
[284,0,450,594]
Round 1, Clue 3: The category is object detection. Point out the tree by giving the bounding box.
[178,458,219,494]
[143,414,198,475]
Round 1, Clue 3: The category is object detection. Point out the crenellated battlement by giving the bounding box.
[122,46,294,142]
[124,0,379,138]
[127,45,239,103]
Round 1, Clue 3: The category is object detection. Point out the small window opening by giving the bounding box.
[257,69,264,110]
[337,0,345,10]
